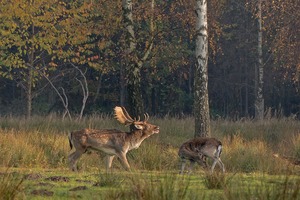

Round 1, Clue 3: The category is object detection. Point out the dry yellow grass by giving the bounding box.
[0,116,299,174]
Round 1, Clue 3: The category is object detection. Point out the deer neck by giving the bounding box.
[127,130,148,150]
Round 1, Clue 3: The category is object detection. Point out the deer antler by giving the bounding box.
[121,106,135,122]
[134,116,141,122]
[114,106,135,125]
[144,113,149,122]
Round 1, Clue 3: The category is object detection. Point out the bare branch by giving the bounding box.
[42,73,72,120]
[70,63,89,121]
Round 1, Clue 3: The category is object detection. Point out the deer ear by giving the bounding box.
[134,124,144,130]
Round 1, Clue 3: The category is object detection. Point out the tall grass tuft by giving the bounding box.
[0,130,69,168]
[221,134,293,173]
[292,134,300,161]
[0,171,24,199]
[223,174,300,200]
[94,171,125,187]
[106,173,198,200]
[203,172,227,189]
[157,116,194,146]
[128,140,178,171]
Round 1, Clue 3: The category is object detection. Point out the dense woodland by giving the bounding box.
[0,0,299,119]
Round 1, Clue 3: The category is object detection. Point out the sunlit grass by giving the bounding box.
[0,168,299,200]
[0,115,299,174]
[0,169,25,199]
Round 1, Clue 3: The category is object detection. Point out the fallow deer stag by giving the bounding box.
[178,137,225,174]
[68,106,159,171]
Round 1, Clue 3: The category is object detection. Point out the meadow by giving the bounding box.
[0,114,299,199]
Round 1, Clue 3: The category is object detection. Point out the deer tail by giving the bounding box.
[216,144,222,158]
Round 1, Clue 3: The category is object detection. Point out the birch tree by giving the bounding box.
[194,0,210,137]
[255,0,264,120]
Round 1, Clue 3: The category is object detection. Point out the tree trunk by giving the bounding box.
[120,63,126,106]
[122,0,150,117]
[255,0,264,120]
[26,70,32,119]
[194,0,210,138]
[26,37,35,119]
[127,64,144,118]
[122,0,144,117]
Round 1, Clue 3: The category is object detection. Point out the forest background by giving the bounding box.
[0,0,299,119]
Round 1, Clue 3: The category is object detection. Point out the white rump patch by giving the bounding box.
[216,145,222,157]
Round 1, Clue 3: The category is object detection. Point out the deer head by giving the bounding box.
[114,106,159,133]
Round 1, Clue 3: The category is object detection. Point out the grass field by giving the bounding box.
[0,115,299,199]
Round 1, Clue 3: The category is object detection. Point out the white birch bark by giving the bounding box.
[194,0,210,137]
[255,0,264,120]
[122,0,136,54]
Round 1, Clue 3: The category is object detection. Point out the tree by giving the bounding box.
[255,0,264,120]
[122,0,143,117]
[122,0,156,117]
[194,0,210,137]
[0,0,92,118]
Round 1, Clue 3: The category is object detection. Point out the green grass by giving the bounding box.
[0,169,25,199]
[0,168,299,200]
[0,115,300,199]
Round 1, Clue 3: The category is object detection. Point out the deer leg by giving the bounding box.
[196,154,208,169]
[188,161,196,174]
[68,150,83,172]
[211,158,218,173]
[179,159,187,174]
[203,157,208,168]
[117,152,130,171]
[105,155,115,171]
[217,158,225,173]
[211,158,225,173]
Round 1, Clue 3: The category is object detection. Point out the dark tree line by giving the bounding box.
[0,0,299,119]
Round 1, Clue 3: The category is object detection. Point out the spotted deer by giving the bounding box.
[68,106,160,171]
[178,137,225,174]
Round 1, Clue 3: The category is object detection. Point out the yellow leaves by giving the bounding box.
[0,0,124,71]
[87,61,99,69]
[58,1,66,6]
[71,57,80,63]
[98,40,106,50]
[49,62,57,67]
[3,54,25,69]
[0,29,11,37]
